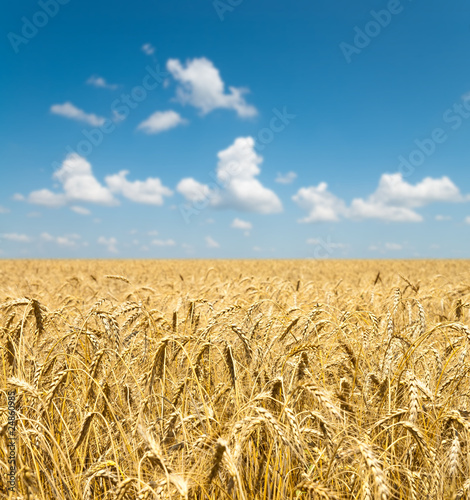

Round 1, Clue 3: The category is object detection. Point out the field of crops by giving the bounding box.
[1,259,470,499]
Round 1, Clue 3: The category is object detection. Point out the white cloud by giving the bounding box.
[275,171,297,184]
[98,236,118,253]
[142,43,155,55]
[349,174,463,222]
[349,199,423,222]
[28,154,116,207]
[2,233,31,242]
[50,102,106,127]
[435,215,452,221]
[293,183,347,222]
[137,110,188,134]
[205,236,220,248]
[177,137,282,214]
[176,178,210,203]
[231,218,252,230]
[26,154,172,209]
[465,216,470,224]
[147,230,159,236]
[0,206,10,214]
[167,57,257,117]
[105,170,173,205]
[28,189,66,207]
[377,173,462,206]
[70,206,91,215]
[41,232,80,247]
[13,194,25,201]
[294,173,467,223]
[151,239,176,247]
[86,75,118,90]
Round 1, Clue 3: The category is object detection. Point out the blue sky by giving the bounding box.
[2,0,470,258]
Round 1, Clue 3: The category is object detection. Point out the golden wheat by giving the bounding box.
[0,259,470,499]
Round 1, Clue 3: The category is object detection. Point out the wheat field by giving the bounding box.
[1,259,470,499]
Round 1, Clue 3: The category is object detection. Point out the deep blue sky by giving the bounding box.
[2,0,470,258]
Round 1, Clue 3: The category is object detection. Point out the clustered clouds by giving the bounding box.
[16,142,469,225]
[5,53,467,260]
[24,154,172,208]
[51,56,258,136]
[293,173,467,223]
[1,232,82,247]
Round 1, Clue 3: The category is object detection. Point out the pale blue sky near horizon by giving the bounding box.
[2,0,470,258]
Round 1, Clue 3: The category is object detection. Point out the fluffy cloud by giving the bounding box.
[142,43,155,55]
[176,178,210,203]
[294,173,467,223]
[137,110,188,134]
[178,137,282,214]
[28,189,66,207]
[349,199,422,222]
[1,233,31,242]
[25,154,172,208]
[435,215,452,221]
[98,236,118,253]
[50,102,106,126]
[372,174,462,206]
[167,57,257,117]
[0,206,10,214]
[28,154,116,207]
[205,236,220,248]
[275,171,297,184]
[86,75,118,90]
[105,171,173,205]
[293,183,347,222]
[349,174,463,222]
